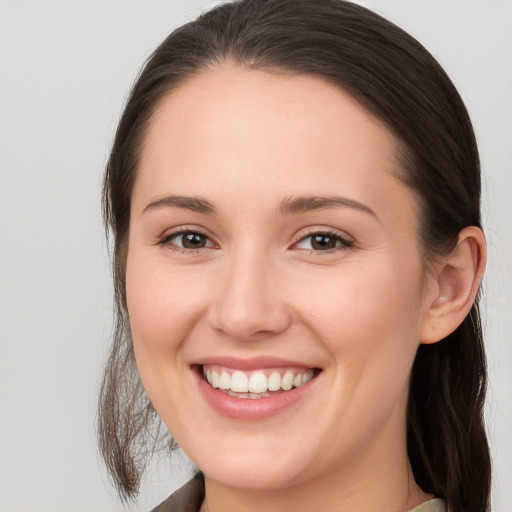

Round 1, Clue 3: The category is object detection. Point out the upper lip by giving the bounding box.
[193,355,318,371]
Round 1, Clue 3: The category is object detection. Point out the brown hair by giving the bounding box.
[98,1,491,510]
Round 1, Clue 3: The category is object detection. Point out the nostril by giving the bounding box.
[207,303,292,341]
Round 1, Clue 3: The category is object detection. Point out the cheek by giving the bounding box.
[125,260,187,405]
[126,252,203,355]
[295,257,424,372]
[301,259,424,429]
[125,251,200,423]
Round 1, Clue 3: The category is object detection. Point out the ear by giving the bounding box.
[420,226,486,344]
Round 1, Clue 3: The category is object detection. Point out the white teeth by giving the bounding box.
[248,372,268,393]
[219,371,231,390]
[231,370,249,392]
[228,391,266,399]
[210,370,220,388]
[267,371,281,392]
[302,370,314,385]
[203,366,317,395]
[281,372,294,391]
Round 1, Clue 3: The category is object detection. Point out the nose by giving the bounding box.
[207,249,292,340]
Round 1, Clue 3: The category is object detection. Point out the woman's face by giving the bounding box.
[126,65,435,491]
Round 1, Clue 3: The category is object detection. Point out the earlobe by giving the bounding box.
[420,226,486,344]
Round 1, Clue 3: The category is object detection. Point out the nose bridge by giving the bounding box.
[208,242,290,339]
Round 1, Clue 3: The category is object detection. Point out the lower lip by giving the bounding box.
[193,366,319,421]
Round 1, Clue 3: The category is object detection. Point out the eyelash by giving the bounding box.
[156,228,354,254]
[294,228,354,254]
[156,228,216,253]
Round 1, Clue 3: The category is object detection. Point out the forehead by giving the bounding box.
[135,64,413,223]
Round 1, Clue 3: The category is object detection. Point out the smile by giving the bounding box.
[192,358,321,420]
[202,364,316,399]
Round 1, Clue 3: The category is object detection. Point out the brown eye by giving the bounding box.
[159,230,216,251]
[310,234,338,250]
[295,231,353,251]
[181,232,208,249]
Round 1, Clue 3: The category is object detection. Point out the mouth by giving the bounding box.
[193,363,322,400]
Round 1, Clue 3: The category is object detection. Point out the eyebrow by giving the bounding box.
[141,193,377,219]
[142,195,217,215]
[278,195,377,218]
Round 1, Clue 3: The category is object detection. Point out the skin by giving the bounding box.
[125,65,486,512]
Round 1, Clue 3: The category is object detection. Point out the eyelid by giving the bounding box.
[291,227,354,251]
[156,226,219,251]
[154,225,354,253]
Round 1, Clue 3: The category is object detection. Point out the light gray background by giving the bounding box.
[0,1,510,511]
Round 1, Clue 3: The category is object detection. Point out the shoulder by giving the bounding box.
[409,498,447,512]
[150,473,205,512]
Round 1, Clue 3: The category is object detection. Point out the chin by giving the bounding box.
[200,458,306,491]
[182,433,314,491]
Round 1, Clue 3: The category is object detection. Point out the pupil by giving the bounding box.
[312,235,336,250]
[183,233,206,248]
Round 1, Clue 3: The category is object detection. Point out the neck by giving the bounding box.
[200,431,431,512]
[201,450,433,512]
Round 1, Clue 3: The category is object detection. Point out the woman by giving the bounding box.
[97,1,491,511]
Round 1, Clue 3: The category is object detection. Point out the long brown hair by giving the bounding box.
[98,1,491,510]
